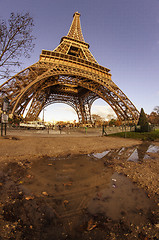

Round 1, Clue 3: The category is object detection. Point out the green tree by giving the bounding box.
[109,118,116,126]
[137,108,149,132]
[0,12,35,80]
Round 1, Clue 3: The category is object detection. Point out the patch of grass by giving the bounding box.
[109,130,159,141]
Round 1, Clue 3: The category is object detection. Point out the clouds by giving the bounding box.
[62,103,117,121]
[40,103,78,122]
[39,101,117,122]
[91,105,116,120]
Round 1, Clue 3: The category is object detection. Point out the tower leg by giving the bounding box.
[25,93,46,121]
[75,98,92,124]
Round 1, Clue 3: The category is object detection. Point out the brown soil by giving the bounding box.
[0,132,158,198]
[0,134,141,162]
[0,133,158,198]
[0,131,159,239]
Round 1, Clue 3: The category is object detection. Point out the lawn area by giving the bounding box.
[109,129,159,141]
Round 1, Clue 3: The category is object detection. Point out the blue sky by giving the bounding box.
[0,0,159,122]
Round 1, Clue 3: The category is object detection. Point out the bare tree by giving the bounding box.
[154,106,159,115]
[0,12,35,80]
[92,114,104,126]
[148,106,159,125]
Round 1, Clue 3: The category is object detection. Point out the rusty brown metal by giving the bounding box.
[0,12,139,124]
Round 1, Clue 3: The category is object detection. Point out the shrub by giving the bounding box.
[136,108,150,132]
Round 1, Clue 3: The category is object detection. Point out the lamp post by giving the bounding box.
[124,118,126,138]
[0,107,2,136]
[42,109,45,123]
[1,98,9,136]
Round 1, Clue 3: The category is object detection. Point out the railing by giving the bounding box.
[6,125,135,137]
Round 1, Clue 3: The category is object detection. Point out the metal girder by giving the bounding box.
[0,12,139,124]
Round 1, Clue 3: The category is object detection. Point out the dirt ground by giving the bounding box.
[0,134,141,161]
[0,132,158,198]
[0,131,159,239]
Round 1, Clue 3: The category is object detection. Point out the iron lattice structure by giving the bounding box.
[0,12,139,123]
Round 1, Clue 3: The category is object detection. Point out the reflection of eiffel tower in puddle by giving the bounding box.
[91,143,159,162]
[128,143,152,162]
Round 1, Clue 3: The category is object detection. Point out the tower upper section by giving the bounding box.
[52,12,98,64]
[67,12,85,42]
[40,12,111,71]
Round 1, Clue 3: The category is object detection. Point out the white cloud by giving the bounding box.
[39,101,116,122]
[91,105,116,120]
[53,103,117,120]
[60,105,76,113]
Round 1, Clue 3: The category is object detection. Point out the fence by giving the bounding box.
[5,125,136,137]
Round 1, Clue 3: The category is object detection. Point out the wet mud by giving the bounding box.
[0,142,159,239]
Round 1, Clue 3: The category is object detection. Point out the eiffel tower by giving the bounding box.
[0,12,139,124]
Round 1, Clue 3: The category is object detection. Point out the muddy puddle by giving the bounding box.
[0,143,159,239]
[90,142,159,162]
